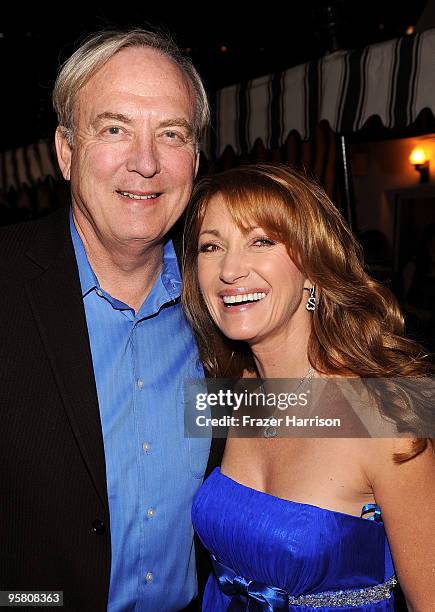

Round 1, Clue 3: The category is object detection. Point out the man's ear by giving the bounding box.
[55,126,72,181]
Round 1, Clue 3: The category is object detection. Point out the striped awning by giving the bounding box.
[0,140,60,193]
[208,27,435,158]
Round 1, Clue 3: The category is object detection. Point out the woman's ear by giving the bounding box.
[55,127,72,181]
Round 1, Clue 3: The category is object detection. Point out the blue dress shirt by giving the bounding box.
[70,211,210,611]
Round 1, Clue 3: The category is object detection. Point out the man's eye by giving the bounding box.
[163,130,188,143]
[105,126,122,135]
[165,131,184,141]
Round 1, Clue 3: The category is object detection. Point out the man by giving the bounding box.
[0,29,211,611]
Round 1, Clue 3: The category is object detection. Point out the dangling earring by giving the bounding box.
[306,286,316,311]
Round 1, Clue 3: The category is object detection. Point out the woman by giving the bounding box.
[182,164,434,611]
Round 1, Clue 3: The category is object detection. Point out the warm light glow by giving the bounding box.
[409,146,428,165]
[406,25,415,35]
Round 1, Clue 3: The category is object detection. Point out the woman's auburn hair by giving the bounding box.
[182,163,434,462]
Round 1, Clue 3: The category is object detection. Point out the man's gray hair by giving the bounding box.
[53,28,210,148]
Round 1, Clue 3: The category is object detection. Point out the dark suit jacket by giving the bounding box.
[0,207,110,610]
[0,207,223,611]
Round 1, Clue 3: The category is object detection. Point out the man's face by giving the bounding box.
[56,46,199,251]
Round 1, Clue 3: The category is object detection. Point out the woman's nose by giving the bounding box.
[219,250,249,284]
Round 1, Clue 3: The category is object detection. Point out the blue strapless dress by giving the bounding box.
[193,467,396,611]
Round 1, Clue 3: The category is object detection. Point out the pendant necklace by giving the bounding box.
[263,366,316,438]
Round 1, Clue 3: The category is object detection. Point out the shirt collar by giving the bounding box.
[69,208,181,305]
[160,240,182,301]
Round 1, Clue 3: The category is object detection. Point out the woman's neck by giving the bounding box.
[251,324,312,379]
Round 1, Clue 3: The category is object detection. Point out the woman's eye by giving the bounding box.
[199,243,220,253]
[252,237,276,247]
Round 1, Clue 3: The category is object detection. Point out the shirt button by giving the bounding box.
[137,378,144,389]
[96,289,103,297]
[91,519,106,535]
[146,507,156,519]
[145,571,153,583]
[142,442,151,453]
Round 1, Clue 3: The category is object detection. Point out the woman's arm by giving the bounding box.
[365,438,435,612]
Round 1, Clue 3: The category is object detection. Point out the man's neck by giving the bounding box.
[86,245,163,313]
[74,216,165,313]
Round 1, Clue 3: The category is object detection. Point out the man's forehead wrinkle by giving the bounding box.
[75,95,193,129]
[84,47,189,90]
[74,56,195,126]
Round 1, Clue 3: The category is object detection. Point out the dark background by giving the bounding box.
[0,0,428,151]
[2,2,434,358]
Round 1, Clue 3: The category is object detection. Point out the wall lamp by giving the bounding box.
[409,146,430,183]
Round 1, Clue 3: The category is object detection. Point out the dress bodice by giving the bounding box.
[193,467,396,611]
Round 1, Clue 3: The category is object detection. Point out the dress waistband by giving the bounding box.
[211,555,397,610]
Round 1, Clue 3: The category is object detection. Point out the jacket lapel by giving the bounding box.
[24,208,109,511]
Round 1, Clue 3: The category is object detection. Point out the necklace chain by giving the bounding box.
[263,366,315,438]
[293,366,315,392]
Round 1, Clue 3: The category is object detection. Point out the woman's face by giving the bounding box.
[197,194,311,348]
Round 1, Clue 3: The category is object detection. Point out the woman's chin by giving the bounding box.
[217,325,260,344]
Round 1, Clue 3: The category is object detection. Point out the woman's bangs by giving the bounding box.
[220,181,293,242]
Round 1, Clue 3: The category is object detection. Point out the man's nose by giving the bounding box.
[219,250,250,284]
[126,133,161,177]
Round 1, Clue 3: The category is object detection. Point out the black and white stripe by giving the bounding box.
[212,28,434,159]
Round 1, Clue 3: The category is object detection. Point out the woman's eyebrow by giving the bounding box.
[199,226,262,238]
[199,229,220,238]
